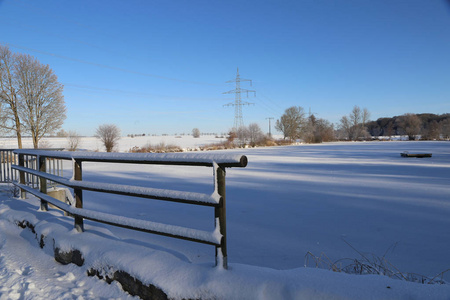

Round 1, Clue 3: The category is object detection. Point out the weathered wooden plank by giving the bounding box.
[11,165,220,207]
[13,183,221,246]
[13,150,248,168]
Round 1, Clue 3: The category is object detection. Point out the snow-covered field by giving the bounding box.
[1,137,450,299]
[0,135,231,152]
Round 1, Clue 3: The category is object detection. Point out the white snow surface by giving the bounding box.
[0,135,229,152]
[1,136,450,299]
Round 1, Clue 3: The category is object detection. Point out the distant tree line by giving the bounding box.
[127,133,146,138]
[274,105,449,143]
[366,113,450,140]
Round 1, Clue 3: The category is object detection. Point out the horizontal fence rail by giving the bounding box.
[11,150,248,269]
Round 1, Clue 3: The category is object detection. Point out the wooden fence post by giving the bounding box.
[74,159,84,232]
[18,154,26,199]
[215,165,227,269]
[0,151,3,182]
[38,156,48,211]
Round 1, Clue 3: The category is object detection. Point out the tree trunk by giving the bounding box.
[32,132,38,149]
[14,114,23,149]
[16,131,23,149]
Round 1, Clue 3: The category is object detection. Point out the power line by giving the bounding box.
[254,95,283,117]
[3,3,220,86]
[223,68,255,129]
[0,20,117,56]
[256,86,286,113]
[12,1,101,33]
[63,83,225,101]
[2,42,220,86]
[7,1,162,63]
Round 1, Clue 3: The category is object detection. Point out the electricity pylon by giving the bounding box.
[223,68,255,129]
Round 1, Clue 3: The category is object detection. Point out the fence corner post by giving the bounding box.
[215,164,228,269]
[73,159,84,232]
[38,156,48,211]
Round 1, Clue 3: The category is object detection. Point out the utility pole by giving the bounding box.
[223,68,255,129]
[266,117,274,137]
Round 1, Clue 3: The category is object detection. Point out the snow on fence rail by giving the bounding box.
[11,150,248,269]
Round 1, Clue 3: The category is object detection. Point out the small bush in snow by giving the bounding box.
[8,183,20,198]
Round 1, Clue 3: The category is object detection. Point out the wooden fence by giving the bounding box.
[11,150,248,269]
[0,149,64,185]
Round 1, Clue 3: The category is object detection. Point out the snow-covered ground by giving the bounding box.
[0,135,231,152]
[1,137,450,299]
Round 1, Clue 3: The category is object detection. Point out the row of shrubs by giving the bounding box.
[129,142,183,153]
[128,135,295,153]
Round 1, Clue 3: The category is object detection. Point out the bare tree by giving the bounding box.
[360,107,371,139]
[313,118,335,143]
[349,106,362,139]
[192,128,200,138]
[15,53,66,148]
[302,114,317,143]
[338,115,352,140]
[67,130,81,151]
[362,108,371,128]
[236,126,250,146]
[275,106,306,141]
[397,113,422,140]
[227,130,236,144]
[339,106,371,140]
[247,123,264,146]
[95,124,121,152]
[303,115,335,143]
[0,45,23,148]
[1,45,66,148]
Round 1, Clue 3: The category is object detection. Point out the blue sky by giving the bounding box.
[1,0,449,136]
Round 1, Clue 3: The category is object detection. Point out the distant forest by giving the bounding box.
[366,113,450,140]
[276,106,449,143]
